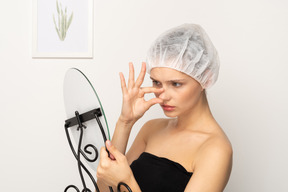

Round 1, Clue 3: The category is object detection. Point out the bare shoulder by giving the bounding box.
[199,127,233,163]
[185,126,233,192]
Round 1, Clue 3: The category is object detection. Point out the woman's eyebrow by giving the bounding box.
[150,77,186,82]
[168,79,186,82]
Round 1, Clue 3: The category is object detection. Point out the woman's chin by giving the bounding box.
[163,111,177,118]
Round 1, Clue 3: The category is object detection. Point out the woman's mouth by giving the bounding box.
[161,104,175,111]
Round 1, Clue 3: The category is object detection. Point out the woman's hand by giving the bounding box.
[119,62,163,124]
[96,141,134,187]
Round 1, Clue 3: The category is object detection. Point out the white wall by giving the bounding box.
[0,0,287,191]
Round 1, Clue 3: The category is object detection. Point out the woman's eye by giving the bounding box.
[172,82,182,87]
[152,80,161,87]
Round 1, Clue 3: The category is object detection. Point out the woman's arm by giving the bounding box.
[97,120,150,192]
[112,62,163,154]
[97,62,163,191]
[184,140,233,192]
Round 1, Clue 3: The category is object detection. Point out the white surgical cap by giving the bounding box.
[146,24,220,89]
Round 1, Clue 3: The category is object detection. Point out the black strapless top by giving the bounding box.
[130,152,193,192]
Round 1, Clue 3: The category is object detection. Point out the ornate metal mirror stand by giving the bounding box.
[63,68,132,192]
[64,108,105,192]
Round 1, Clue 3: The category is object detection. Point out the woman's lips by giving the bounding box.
[161,104,175,111]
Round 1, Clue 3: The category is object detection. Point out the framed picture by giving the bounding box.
[32,0,93,58]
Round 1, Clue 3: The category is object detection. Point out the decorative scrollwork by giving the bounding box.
[64,185,80,192]
[117,182,133,192]
[64,111,101,192]
[64,185,93,192]
[81,144,99,162]
[64,110,132,192]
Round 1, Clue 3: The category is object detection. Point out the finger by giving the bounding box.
[128,62,135,88]
[106,141,116,160]
[119,72,128,95]
[106,140,123,161]
[108,152,116,161]
[135,62,146,88]
[139,87,164,97]
[143,98,163,110]
[99,146,109,162]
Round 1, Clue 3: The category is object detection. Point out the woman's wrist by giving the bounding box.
[117,116,137,128]
[119,175,141,192]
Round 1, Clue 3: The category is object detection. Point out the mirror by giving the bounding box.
[63,68,110,172]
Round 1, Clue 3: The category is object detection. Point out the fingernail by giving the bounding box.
[106,140,112,147]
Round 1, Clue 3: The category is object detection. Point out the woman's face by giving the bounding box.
[150,67,204,117]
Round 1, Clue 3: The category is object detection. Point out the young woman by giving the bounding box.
[96,24,233,192]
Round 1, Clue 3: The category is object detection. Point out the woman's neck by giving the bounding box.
[174,93,215,132]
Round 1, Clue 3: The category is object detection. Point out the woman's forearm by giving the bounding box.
[111,118,135,154]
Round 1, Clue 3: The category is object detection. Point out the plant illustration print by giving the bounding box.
[53,0,73,41]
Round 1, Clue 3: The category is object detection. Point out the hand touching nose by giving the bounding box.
[119,62,163,124]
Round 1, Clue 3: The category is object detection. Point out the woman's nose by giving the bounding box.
[158,89,170,101]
